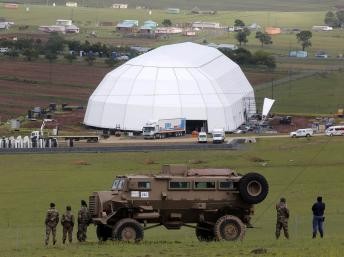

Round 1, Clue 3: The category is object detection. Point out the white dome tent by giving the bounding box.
[84,42,256,132]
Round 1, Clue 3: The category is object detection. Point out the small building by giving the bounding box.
[265,27,281,35]
[139,20,157,33]
[66,2,77,7]
[191,6,216,15]
[154,27,182,34]
[208,43,238,50]
[184,30,196,36]
[289,50,307,58]
[247,23,261,30]
[192,21,221,29]
[116,20,139,32]
[0,21,11,30]
[39,25,66,33]
[312,25,333,31]
[112,3,128,9]
[56,19,72,26]
[166,8,180,14]
[4,3,18,9]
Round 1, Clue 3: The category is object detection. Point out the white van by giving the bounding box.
[212,129,225,143]
[290,128,313,138]
[198,132,208,143]
[325,126,344,136]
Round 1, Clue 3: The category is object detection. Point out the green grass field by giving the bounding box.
[255,70,344,114]
[1,137,344,256]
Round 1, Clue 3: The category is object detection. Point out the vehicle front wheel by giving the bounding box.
[113,218,144,242]
[214,215,245,241]
[96,224,112,241]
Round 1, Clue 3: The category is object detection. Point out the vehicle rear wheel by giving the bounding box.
[238,172,269,204]
[214,215,245,241]
[113,218,144,242]
[195,222,215,242]
[96,224,112,241]
[306,134,310,137]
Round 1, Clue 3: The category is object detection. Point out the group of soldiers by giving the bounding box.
[275,196,326,239]
[45,200,91,246]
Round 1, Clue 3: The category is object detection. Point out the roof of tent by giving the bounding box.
[84,42,255,132]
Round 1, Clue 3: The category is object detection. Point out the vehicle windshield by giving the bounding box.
[143,127,154,132]
[213,133,222,137]
[199,135,206,138]
[112,179,125,190]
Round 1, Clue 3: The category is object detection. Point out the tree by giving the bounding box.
[64,53,77,63]
[336,10,344,27]
[235,28,250,46]
[22,48,39,61]
[252,50,276,69]
[255,32,272,47]
[162,19,172,27]
[296,30,312,51]
[45,32,65,54]
[234,19,245,27]
[84,55,96,65]
[45,50,58,82]
[324,11,339,27]
[104,58,120,67]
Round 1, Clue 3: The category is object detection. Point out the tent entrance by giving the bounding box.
[186,120,208,133]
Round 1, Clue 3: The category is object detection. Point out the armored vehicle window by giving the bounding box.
[112,179,125,190]
[169,181,190,190]
[219,181,234,190]
[194,181,216,190]
[138,181,151,189]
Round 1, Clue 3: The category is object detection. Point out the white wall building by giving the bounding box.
[84,42,256,132]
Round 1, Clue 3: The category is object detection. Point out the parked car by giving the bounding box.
[290,128,314,138]
[315,51,328,58]
[325,126,344,136]
[197,132,208,143]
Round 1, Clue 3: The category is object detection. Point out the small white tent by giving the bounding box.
[84,42,256,132]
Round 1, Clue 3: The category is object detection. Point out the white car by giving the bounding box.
[290,128,313,138]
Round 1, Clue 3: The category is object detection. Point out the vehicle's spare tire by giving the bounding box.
[238,172,268,204]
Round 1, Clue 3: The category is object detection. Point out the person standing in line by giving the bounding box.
[61,205,75,244]
[275,197,290,239]
[77,200,91,242]
[312,196,325,238]
[45,202,59,246]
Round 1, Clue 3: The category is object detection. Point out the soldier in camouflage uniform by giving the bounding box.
[275,197,290,239]
[45,202,59,246]
[77,200,91,242]
[61,205,75,244]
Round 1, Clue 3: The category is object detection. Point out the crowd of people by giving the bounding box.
[45,200,91,246]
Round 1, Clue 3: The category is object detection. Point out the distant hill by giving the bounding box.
[0,0,342,11]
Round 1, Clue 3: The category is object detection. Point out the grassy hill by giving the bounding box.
[0,137,344,256]
[255,71,344,115]
[0,0,342,11]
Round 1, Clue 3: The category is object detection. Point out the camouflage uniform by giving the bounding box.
[61,209,75,244]
[45,207,59,245]
[275,200,290,239]
[77,206,90,242]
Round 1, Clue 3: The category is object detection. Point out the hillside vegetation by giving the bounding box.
[0,0,342,11]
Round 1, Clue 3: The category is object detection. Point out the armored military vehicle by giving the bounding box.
[89,164,268,242]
